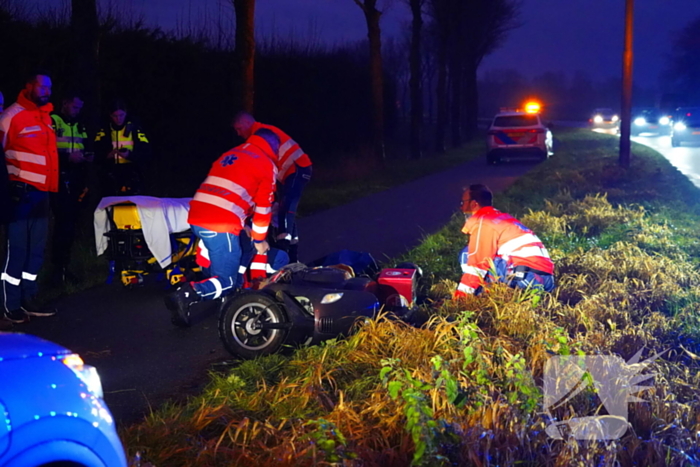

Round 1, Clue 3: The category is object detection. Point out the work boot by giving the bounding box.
[0,316,14,330]
[21,299,57,317]
[164,282,198,327]
[4,309,28,324]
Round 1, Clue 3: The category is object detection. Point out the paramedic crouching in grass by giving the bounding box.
[454,184,555,299]
[164,129,279,327]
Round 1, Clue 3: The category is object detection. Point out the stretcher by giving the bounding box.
[94,196,201,286]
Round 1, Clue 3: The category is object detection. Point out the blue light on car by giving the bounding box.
[61,354,104,399]
[675,122,687,131]
[634,117,646,126]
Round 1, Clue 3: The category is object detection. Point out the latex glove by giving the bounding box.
[254,240,270,254]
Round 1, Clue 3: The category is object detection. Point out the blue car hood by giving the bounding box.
[0,332,71,361]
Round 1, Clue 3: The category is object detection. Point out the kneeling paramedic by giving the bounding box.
[454,184,555,298]
[164,129,279,326]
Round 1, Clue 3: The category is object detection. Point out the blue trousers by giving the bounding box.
[458,246,555,294]
[190,225,241,301]
[277,165,311,241]
[2,187,49,312]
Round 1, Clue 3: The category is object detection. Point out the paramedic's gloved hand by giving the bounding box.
[254,240,270,255]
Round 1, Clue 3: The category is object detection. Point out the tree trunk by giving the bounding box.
[434,38,447,153]
[463,59,479,139]
[234,0,256,113]
[70,0,100,134]
[449,47,463,147]
[361,1,386,162]
[408,0,423,159]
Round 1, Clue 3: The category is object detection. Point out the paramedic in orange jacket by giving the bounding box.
[454,184,555,298]
[0,71,60,323]
[232,112,312,262]
[164,128,279,327]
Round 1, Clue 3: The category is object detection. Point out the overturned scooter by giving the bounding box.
[218,260,422,359]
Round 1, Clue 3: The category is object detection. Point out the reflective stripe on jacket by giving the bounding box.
[0,91,59,192]
[94,121,150,164]
[458,206,554,295]
[188,135,277,240]
[51,113,87,165]
[251,122,312,182]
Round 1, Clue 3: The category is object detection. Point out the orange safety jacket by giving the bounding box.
[251,122,312,182]
[457,206,554,295]
[0,91,59,192]
[188,135,277,241]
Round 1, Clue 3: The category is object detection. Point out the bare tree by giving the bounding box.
[233,0,255,112]
[459,0,521,137]
[352,0,386,162]
[71,0,100,131]
[428,0,520,149]
[404,0,426,159]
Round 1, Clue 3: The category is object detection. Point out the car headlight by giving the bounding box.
[660,116,670,125]
[675,122,687,131]
[321,293,344,304]
[634,117,646,126]
[593,115,603,124]
[612,115,619,122]
[62,354,104,399]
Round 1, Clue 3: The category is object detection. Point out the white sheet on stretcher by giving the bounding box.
[94,196,193,268]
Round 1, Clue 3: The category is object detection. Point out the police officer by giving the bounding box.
[51,91,93,283]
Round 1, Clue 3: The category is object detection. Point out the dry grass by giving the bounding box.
[121,132,700,466]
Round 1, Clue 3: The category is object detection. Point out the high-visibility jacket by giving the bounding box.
[251,122,312,182]
[51,113,88,166]
[457,206,554,296]
[0,91,59,192]
[94,121,150,164]
[188,135,277,241]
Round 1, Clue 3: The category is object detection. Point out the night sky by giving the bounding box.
[38,0,700,87]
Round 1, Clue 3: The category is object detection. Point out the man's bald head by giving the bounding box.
[232,111,257,139]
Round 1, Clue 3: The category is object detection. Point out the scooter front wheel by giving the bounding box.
[218,293,288,359]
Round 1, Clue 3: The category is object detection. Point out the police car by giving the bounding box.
[486,103,553,165]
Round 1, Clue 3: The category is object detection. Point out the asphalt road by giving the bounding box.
[631,133,700,188]
[14,153,543,426]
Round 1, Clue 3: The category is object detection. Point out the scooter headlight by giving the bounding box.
[321,293,344,304]
[62,354,104,399]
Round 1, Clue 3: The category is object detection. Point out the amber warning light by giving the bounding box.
[524,101,541,114]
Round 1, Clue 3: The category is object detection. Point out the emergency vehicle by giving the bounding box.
[486,102,553,165]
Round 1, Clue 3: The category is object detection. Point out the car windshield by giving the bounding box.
[493,115,539,127]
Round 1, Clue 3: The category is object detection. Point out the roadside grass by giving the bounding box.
[121,128,700,466]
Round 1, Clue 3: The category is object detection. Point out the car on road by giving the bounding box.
[486,108,553,165]
[0,332,127,467]
[631,108,672,136]
[589,108,619,130]
[672,107,700,147]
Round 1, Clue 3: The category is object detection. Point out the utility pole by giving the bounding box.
[619,0,634,168]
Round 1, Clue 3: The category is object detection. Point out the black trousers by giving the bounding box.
[50,171,87,267]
